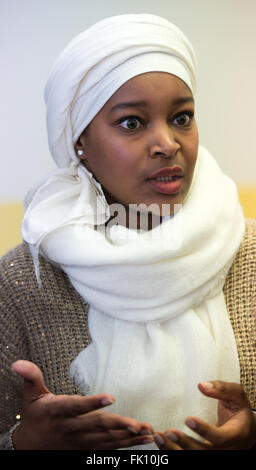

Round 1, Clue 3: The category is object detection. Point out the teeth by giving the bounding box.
[155,176,175,182]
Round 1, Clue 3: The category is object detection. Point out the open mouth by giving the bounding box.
[153,175,181,182]
[148,175,184,194]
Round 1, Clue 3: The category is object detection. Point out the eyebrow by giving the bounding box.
[173,96,194,105]
[110,100,147,112]
[110,96,194,112]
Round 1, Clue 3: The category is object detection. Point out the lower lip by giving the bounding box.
[148,177,183,195]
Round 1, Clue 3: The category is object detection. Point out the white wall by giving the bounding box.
[1,0,256,201]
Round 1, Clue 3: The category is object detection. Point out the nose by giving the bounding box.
[149,124,181,158]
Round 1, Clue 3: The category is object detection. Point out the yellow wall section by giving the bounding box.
[0,202,24,257]
[0,188,256,257]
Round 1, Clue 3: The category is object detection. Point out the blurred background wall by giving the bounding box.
[1,0,256,256]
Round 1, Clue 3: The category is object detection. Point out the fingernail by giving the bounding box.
[154,433,164,446]
[142,437,153,444]
[127,426,139,435]
[186,418,197,430]
[200,382,214,390]
[140,427,153,436]
[166,431,179,442]
[100,397,115,406]
[11,360,26,372]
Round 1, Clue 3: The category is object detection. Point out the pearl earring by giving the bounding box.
[77,149,84,156]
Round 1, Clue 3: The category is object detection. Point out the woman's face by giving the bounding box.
[76,72,199,217]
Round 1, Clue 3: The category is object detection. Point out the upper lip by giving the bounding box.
[148,166,184,180]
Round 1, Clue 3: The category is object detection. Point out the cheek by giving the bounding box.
[102,140,140,176]
[85,138,133,187]
[83,134,109,175]
[185,131,199,169]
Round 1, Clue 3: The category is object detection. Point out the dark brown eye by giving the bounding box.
[174,112,194,127]
[120,117,141,130]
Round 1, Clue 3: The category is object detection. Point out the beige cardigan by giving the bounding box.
[0,219,256,449]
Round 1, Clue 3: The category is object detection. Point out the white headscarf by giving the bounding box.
[21,14,244,450]
[44,13,197,169]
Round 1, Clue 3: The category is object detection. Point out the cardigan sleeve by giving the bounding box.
[0,248,31,449]
[0,241,89,449]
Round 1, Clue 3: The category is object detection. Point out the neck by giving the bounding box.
[104,206,164,232]
[102,188,165,231]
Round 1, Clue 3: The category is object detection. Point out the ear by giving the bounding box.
[74,135,86,161]
[74,132,94,174]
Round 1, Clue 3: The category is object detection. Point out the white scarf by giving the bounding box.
[20,14,245,449]
[22,146,244,449]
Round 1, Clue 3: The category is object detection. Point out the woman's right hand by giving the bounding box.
[11,360,154,450]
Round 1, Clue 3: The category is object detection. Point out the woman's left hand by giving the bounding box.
[154,380,256,450]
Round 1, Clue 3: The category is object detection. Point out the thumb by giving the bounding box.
[12,360,50,400]
[198,380,249,407]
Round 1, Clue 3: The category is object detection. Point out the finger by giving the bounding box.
[51,393,116,418]
[11,360,50,400]
[163,428,212,450]
[154,432,182,450]
[67,409,150,435]
[70,428,154,448]
[185,416,229,447]
[92,433,154,450]
[138,422,155,435]
[198,381,249,407]
[91,412,152,435]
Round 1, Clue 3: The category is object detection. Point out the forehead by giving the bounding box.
[102,72,193,111]
[109,72,192,102]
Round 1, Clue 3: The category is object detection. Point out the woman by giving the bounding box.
[0,14,256,450]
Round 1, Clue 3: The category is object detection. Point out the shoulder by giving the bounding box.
[233,218,256,278]
[229,218,256,275]
[0,242,36,285]
[0,243,35,315]
[224,218,256,292]
[0,241,88,312]
[242,218,256,252]
[0,242,60,297]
